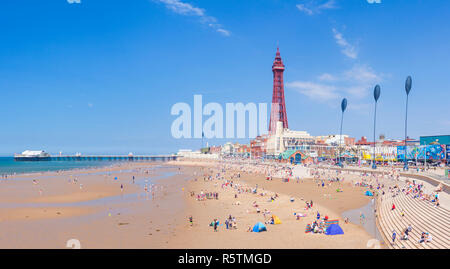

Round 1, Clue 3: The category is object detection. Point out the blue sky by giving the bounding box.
[0,0,449,155]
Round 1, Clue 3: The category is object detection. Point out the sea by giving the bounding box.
[0,157,118,175]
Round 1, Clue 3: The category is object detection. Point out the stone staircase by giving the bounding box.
[377,187,450,249]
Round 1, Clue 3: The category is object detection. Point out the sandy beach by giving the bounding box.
[168,160,374,249]
[0,160,377,248]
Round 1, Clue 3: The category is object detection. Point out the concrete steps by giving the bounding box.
[377,186,450,249]
[393,191,449,248]
[378,194,424,249]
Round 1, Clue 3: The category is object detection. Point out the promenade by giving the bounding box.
[312,164,449,249]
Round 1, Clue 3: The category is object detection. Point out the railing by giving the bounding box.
[15,155,178,162]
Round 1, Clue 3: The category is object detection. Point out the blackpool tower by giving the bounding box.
[269,47,288,134]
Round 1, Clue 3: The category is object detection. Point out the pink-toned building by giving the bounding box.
[250,135,267,158]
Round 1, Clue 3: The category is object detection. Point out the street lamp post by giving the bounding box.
[339,98,347,167]
[372,85,381,169]
[404,76,412,171]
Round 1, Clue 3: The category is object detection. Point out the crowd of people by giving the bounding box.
[403,181,441,207]
[182,158,447,248]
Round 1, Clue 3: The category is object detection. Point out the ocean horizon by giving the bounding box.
[0,157,119,175]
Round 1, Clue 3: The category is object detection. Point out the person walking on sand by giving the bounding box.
[213,219,218,232]
[360,212,365,225]
[121,184,124,193]
[189,216,193,226]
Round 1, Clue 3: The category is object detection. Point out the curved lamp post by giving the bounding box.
[338,98,347,167]
[372,85,381,169]
[404,76,412,171]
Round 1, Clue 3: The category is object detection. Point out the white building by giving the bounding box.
[315,135,349,146]
[359,145,398,161]
[176,149,219,159]
[221,142,234,155]
[17,150,50,157]
[266,121,314,156]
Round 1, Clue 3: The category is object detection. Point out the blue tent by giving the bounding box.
[326,224,344,235]
[365,190,373,196]
[252,222,267,232]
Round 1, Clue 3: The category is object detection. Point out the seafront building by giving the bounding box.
[265,121,314,157]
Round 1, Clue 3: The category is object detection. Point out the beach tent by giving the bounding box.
[252,222,267,232]
[272,215,282,224]
[325,224,344,235]
[365,190,374,196]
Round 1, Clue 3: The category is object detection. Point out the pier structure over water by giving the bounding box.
[14,155,177,162]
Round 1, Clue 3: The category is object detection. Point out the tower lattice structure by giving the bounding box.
[269,47,288,134]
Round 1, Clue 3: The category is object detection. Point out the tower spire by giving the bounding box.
[269,47,288,134]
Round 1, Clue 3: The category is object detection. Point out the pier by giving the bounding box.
[14,155,178,162]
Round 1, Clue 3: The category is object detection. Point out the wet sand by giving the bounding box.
[0,160,377,248]
[0,163,195,248]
